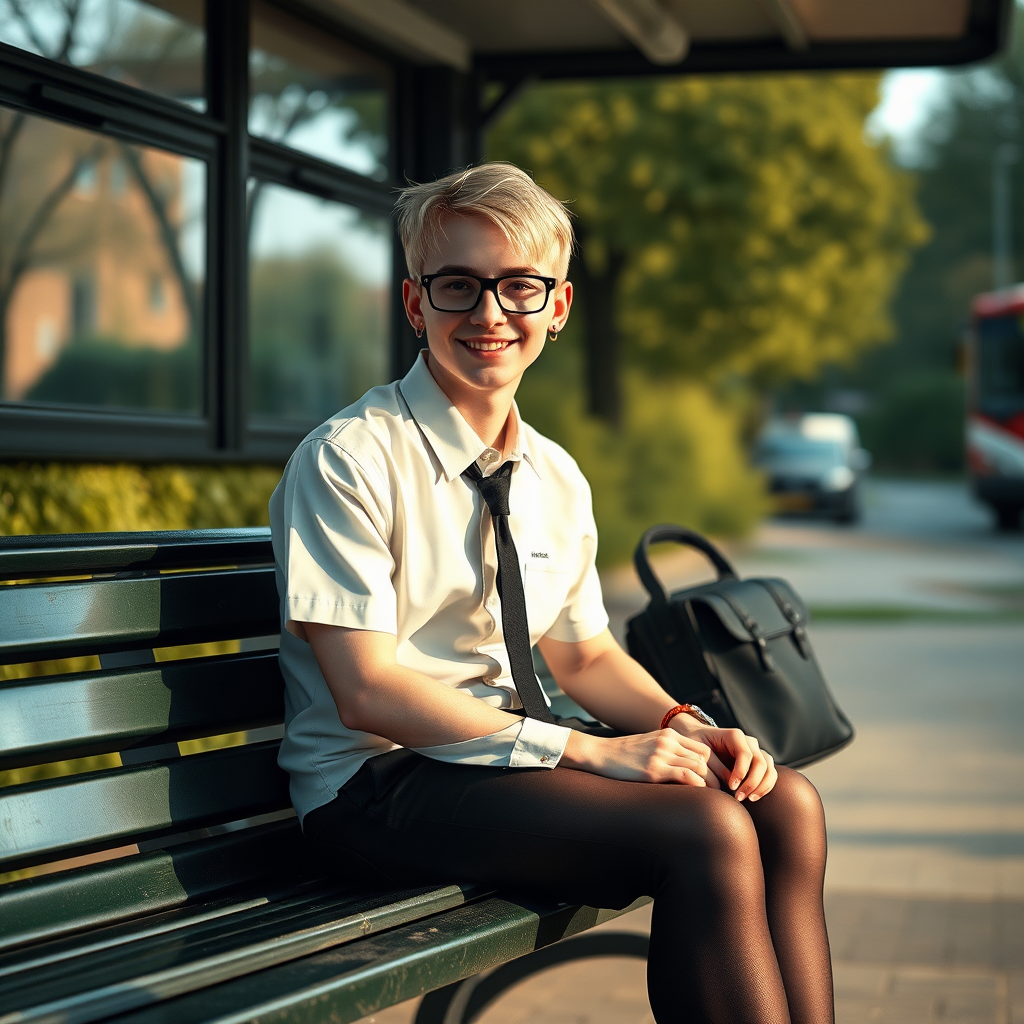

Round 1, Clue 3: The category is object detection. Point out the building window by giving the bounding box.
[249,1,390,181]
[0,0,397,460]
[0,111,205,415]
[248,182,391,424]
[0,0,206,109]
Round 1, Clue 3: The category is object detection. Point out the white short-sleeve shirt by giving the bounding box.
[270,352,609,821]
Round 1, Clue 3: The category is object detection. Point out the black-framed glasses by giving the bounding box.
[420,274,557,314]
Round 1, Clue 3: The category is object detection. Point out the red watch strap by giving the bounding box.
[660,704,707,730]
[660,705,686,730]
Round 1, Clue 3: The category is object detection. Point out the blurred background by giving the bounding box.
[3,4,1023,547]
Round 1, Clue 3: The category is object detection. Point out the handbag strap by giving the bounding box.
[634,524,738,606]
[758,580,811,658]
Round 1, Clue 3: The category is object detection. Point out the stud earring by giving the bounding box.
[414,324,424,339]
[548,324,560,342]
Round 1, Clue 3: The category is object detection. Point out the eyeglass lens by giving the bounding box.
[428,276,549,313]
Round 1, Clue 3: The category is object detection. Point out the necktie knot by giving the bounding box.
[465,461,511,517]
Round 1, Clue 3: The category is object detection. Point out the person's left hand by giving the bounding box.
[668,717,778,802]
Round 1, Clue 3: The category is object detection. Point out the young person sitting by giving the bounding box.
[270,162,833,1024]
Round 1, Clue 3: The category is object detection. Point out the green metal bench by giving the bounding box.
[0,529,649,1024]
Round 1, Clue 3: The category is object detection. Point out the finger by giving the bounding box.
[673,734,712,761]
[724,730,753,791]
[657,730,711,765]
[669,753,723,790]
[706,750,730,784]
[673,767,707,787]
[747,757,778,802]
[736,749,769,802]
[704,767,723,790]
[647,761,706,786]
[667,750,713,775]
[658,734,713,771]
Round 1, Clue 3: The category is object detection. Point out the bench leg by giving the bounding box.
[414,931,650,1024]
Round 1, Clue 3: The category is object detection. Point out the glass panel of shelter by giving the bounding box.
[0,0,395,455]
[0,0,206,110]
[0,110,206,414]
[249,0,390,181]
[247,181,391,426]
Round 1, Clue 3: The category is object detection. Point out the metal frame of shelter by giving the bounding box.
[0,0,1013,465]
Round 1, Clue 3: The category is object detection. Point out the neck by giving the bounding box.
[424,353,518,452]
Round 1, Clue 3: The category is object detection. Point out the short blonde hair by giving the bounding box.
[394,162,574,280]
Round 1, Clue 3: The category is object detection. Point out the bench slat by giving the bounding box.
[0,820,307,954]
[0,884,480,1024]
[0,530,273,581]
[0,882,382,1002]
[95,895,650,1024]
[0,652,284,771]
[0,742,290,873]
[0,569,279,664]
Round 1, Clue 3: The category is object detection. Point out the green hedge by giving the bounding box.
[0,462,282,535]
[857,372,966,473]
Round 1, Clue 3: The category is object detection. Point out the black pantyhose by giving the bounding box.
[304,760,832,1024]
[744,769,833,1024]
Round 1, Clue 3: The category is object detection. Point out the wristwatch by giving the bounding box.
[660,703,718,730]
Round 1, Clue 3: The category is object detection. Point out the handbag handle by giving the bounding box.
[634,524,738,605]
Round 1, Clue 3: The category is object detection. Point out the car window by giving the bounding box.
[754,437,844,462]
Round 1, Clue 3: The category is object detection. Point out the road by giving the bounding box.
[361,480,1024,1024]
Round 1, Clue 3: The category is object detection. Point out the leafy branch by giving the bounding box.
[118,141,200,340]
[0,140,104,390]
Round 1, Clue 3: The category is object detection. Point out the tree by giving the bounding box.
[0,0,201,396]
[249,249,388,421]
[488,75,926,424]
[885,15,1024,377]
[807,12,1024,471]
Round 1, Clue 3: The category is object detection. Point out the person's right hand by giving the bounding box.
[562,729,723,788]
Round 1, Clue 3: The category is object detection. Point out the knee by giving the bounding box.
[691,789,762,866]
[753,766,827,863]
[656,791,765,906]
[770,766,825,828]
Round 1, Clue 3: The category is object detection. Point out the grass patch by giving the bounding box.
[808,605,1024,623]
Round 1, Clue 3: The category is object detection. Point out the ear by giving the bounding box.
[552,279,573,330]
[403,277,424,331]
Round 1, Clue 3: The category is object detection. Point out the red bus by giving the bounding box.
[967,288,1024,530]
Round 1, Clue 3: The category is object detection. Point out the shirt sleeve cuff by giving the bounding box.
[410,721,522,766]
[509,717,572,769]
[408,718,572,769]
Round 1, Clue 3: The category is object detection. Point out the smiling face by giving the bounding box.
[402,213,571,408]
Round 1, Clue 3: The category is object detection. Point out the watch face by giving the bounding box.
[685,705,717,728]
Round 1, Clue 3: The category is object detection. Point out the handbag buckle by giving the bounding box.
[748,624,776,672]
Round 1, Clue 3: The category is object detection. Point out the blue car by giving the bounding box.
[753,434,865,524]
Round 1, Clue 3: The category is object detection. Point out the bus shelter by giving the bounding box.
[0,0,1010,467]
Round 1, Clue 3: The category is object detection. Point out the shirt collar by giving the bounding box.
[397,352,540,482]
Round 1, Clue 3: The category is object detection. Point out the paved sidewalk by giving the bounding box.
[357,482,1024,1023]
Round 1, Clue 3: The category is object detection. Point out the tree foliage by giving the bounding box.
[814,12,1024,471]
[514,323,766,566]
[886,14,1024,375]
[489,75,926,413]
[249,250,389,421]
[485,73,924,554]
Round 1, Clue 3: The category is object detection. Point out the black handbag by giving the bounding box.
[625,524,854,768]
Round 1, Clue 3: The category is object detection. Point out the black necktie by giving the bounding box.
[463,460,555,723]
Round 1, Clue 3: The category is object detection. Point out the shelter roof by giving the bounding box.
[310,0,1011,76]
